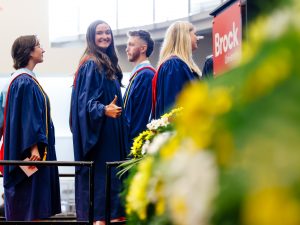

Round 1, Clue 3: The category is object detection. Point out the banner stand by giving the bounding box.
[210,0,246,76]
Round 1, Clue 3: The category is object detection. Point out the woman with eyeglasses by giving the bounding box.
[0,35,61,221]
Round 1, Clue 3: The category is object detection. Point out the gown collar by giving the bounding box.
[11,68,36,79]
[131,60,152,76]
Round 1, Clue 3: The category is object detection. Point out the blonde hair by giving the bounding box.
[158,21,201,75]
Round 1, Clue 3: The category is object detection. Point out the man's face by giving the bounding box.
[126,36,146,63]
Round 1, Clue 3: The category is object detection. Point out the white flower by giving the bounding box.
[265,8,291,39]
[147,132,174,155]
[141,140,150,155]
[164,145,218,225]
[146,117,169,131]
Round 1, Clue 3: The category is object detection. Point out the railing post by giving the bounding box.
[105,163,112,225]
[88,161,94,225]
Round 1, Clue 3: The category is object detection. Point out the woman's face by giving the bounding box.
[95,23,112,50]
[30,41,45,64]
[190,27,198,51]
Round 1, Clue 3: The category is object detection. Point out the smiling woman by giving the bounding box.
[70,20,129,224]
[95,23,112,50]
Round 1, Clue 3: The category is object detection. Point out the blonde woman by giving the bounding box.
[152,21,201,119]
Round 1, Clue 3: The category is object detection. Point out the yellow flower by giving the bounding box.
[210,88,232,115]
[155,181,166,216]
[169,196,187,225]
[243,187,300,225]
[175,83,232,149]
[242,50,291,102]
[126,157,154,220]
[156,197,165,216]
[214,130,234,167]
[131,130,154,158]
[162,107,184,119]
[242,18,268,64]
[160,136,180,160]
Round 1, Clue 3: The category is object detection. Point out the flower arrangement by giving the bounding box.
[123,1,300,225]
[130,107,183,159]
[118,107,182,177]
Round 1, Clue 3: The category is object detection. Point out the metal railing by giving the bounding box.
[0,160,94,225]
[105,161,127,225]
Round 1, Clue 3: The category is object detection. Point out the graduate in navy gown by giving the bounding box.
[70,20,129,225]
[152,21,202,119]
[123,30,156,146]
[1,35,61,221]
[202,54,214,78]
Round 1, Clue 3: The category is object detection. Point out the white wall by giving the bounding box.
[0,0,83,173]
[0,0,213,76]
[0,0,83,75]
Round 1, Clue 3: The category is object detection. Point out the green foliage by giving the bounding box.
[247,0,294,23]
[211,170,249,225]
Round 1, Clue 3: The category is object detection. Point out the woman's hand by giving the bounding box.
[29,145,41,169]
[105,95,122,118]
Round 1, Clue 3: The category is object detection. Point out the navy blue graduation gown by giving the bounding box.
[123,67,155,146]
[70,60,129,221]
[0,91,4,138]
[152,56,199,119]
[202,55,213,78]
[3,74,61,221]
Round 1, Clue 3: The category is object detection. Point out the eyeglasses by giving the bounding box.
[35,44,43,49]
[196,35,204,41]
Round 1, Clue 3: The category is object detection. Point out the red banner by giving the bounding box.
[212,0,242,76]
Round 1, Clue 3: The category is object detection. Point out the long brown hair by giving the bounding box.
[80,20,123,85]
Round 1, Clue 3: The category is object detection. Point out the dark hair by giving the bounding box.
[128,30,154,57]
[83,20,123,85]
[11,35,37,69]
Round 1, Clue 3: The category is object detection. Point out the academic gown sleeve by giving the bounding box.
[155,57,198,118]
[4,75,48,184]
[125,69,154,143]
[71,60,106,161]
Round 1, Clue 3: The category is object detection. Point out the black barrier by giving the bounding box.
[105,161,128,225]
[0,160,94,225]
